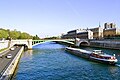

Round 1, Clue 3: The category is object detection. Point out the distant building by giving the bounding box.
[61,29,93,39]
[61,29,79,39]
[61,22,120,39]
[90,27,103,39]
[103,23,120,37]
[103,28,118,37]
[77,30,93,39]
[104,22,116,29]
[61,30,76,39]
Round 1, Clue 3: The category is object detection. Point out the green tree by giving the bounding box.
[19,32,33,39]
[33,35,40,40]
[0,29,8,39]
[0,28,38,39]
[9,29,21,39]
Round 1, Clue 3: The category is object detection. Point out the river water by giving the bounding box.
[13,42,120,80]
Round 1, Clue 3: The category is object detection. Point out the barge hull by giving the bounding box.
[65,47,117,65]
[89,57,116,65]
[66,48,90,59]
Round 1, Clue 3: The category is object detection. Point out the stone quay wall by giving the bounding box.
[0,40,9,50]
[89,40,120,49]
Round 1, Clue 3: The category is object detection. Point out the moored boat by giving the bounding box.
[65,47,118,65]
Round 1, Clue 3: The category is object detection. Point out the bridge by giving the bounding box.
[6,39,75,49]
[0,38,90,50]
[32,39,75,46]
[75,38,90,47]
[32,39,90,47]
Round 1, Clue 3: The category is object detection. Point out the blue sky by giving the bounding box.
[0,0,120,38]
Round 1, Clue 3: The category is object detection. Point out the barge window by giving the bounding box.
[104,57,110,59]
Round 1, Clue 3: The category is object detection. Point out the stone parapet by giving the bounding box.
[90,40,120,49]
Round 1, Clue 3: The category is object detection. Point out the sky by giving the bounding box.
[0,0,120,38]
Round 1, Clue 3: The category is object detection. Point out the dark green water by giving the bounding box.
[14,42,120,80]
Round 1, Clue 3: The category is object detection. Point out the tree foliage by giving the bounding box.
[19,32,33,39]
[0,28,40,40]
[9,29,21,39]
[0,29,8,39]
[33,35,40,40]
[44,36,60,39]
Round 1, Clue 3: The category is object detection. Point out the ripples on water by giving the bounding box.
[13,42,120,80]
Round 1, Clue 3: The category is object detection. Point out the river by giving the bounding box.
[13,42,120,80]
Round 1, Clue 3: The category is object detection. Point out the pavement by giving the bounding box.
[0,46,22,75]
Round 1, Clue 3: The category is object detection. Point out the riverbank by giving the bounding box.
[89,40,120,50]
[69,39,120,50]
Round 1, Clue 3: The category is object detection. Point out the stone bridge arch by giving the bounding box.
[8,39,74,50]
[78,41,89,46]
[9,39,32,49]
[76,38,90,47]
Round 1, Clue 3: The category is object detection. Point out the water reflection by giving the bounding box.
[22,50,33,60]
[109,66,118,74]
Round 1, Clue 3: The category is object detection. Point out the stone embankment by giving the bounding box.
[0,40,9,50]
[89,40,120,50]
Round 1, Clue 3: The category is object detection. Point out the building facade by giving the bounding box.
[61,22,120,39]
[90,27,103,39]
[61,30,77,39]
[104,23,116,29]
[61,29,93,39]
[103,23,120,37]
[103,28,117,37]
[77,30,93,39]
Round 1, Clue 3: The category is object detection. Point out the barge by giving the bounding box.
[65,47,118,65]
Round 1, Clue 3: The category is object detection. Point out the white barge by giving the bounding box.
[65,47,118,65]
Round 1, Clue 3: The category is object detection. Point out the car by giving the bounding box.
[6,54,12,59]
[10,47,15,51]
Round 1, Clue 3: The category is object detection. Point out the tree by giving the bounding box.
[0,28,37,39]
[0,29,8,39]
[33,35,40,40]
[19,32,33,39]
[9,30,21,39]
